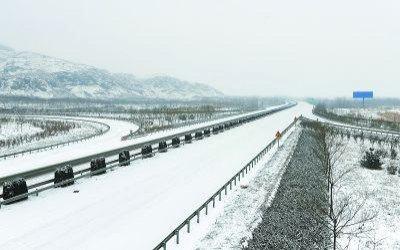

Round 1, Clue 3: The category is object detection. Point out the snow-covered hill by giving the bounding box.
[0,45,223,100]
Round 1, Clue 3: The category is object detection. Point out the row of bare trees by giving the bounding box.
[309,123,377,249]
[0,117,81,149]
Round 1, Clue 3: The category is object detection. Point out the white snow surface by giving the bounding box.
[0,115,109,156]
[0,117,138,177]
[0,102,313,250]
[335,139,400,249]
[174,126,301,250]
[0,103,290,178]
[0,121,43,140]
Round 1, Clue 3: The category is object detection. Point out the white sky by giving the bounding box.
[1,0,399,97]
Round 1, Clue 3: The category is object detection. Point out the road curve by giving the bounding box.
[0,117,138,178]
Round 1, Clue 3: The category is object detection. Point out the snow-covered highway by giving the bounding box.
[0,102,314,250]
[0,104,290,180]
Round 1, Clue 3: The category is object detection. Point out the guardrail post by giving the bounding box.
[176,230,180,244]
[219,191,222,201]
[212,197,215,207]
[224,185,227,195]
[205,204,208,215]
[197,210,200,223]
[187,220,190,233]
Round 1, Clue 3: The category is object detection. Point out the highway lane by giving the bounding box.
[0,102,313,250]
[0,103,292,182]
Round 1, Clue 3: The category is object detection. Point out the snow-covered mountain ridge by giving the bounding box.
[0,45,223,100]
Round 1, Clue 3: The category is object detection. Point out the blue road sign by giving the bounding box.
[353,91,373,99]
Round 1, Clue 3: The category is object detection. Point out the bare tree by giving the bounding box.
[308,122,377,249]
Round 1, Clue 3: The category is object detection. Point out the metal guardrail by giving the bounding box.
[153,117,299,250]
[127,111,244,140]
[152,116,400,250]
[312,108,400,134]
[0,117,111,160]
[0,102,297,199]
[301,117,400,141]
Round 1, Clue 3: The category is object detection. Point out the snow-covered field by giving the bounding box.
[335,138,400,249]
[0,117,138,177]
[332,108,382,119]
[0,115,109,156]
[0,120,43,140]
[332,107,400,122]
[0,102,312,250]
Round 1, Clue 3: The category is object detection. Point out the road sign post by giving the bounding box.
[353,91,373,108]
[275,131,282,147]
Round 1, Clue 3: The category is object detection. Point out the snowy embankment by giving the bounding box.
[0,102,313,250]
[0,115,109,157]
[0,117,138,177]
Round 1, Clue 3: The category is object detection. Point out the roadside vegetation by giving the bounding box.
[246,130,330,249]
[247,117,400,249]
[0,96,287,136]
[313,104,400,132]
[301,120,400,249]
[0,116,107,156]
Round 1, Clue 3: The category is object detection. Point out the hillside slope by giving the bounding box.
[0,45,223,100]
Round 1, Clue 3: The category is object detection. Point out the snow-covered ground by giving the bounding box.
[332,107,400,122]
[0,121,43,140]
[332,108,383,119]
[0,103,293,178]
[301,106,400,249]
[0,117,138,177]
[0,102,313,250]
[335,138,400,249]
[174,126,301,250]
[0,115,108,156]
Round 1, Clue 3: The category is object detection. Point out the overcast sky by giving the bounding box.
[1,0,399,98]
